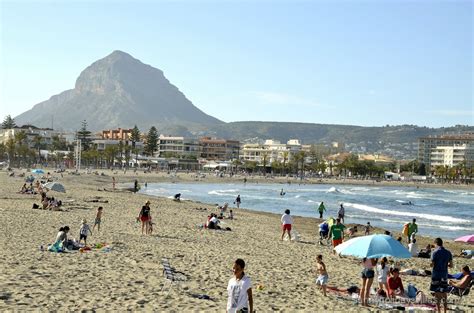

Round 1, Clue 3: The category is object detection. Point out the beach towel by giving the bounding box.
[447,271,474,279]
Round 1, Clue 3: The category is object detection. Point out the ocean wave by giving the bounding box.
[326,187,341,193]
[208,189,239,196]
[345,202,469,224]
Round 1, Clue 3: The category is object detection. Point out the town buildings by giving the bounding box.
[418,133,474,169]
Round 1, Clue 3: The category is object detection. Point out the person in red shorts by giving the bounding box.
[280,209,294,241]
[138,200,152,235]
[330,218,346,253]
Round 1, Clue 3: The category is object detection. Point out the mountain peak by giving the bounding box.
[15,51,222,131]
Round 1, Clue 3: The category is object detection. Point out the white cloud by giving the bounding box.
[253,91,320,107]
[431,109,473,117]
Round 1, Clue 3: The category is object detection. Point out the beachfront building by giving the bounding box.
[199,137,240,161]
[0,125,61,148]
[158,135,201,159]
[92,139,144,152]
[430,144,473,167]
[418,133,474,169]
[101,128,133,140]
[239,139,302,164]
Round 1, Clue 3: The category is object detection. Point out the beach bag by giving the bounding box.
[407,284,417,299]
[377,289,387,298]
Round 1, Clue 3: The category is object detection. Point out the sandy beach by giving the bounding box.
[0,169,472,311]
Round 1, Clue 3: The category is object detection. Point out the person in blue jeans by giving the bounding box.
[430,238,453,313]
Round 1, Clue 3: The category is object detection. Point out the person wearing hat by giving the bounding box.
[138,200,152,235]
[79,219,92,246]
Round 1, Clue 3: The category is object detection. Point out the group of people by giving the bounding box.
[32,192,63,210]
[19,182,36,194]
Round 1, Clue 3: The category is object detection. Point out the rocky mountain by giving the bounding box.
[15,50,223,131]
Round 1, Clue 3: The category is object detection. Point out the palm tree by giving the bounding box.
[282,151,289,176]
[33,135,43,164]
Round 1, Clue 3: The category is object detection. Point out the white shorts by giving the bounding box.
[316,274,328,285]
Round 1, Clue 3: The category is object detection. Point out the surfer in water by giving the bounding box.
[280,188,286,196]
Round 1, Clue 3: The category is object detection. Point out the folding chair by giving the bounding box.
[448,279,472,305]
[161,258,187,296]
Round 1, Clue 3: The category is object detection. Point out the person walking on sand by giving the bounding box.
[92,207,103,232]
[338,203,345,223]
[79,219,92,246]
[138,200,152,235]
[430,238,453,313]
[315,255,328,296]
[330,218,345,253]
[317,202,326,219]
[227,259,253,313]
[235,195,241,208]
[280,209,293,241]
[112,176,116,190]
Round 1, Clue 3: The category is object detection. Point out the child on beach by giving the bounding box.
[316,255,328,296]
[376,257,389,294]
[79,219,92,246]
[93,207,103,232]
[281,209,293,241]
[228,209,234,220]
[364,222,372,235]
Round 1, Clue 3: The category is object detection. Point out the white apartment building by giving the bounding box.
[240,139,302,164]
[0,126,60,148]
[158,135,201,158]
[430,145,472,167]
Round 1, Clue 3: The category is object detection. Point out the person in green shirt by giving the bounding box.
[318,202,327,219]
[330,218,346,253]
[407,218,418,243]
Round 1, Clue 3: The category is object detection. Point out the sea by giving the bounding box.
[139,182,474,240]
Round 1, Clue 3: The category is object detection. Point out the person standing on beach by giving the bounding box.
[315,255,328,296]
[407,219,418,243]
[330,218,345,252]
[134,179,139,193]
[317,202,326,219]
[138,200,152,235]
[430,238,453,313]
[227,258,253,313]
[338,203,345,223]
[280,209,293,241]
[360,258,376,307]
[79,219,92,246]
[93,207,103,232]
[235,195,241,208]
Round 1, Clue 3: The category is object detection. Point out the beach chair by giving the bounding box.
[448,279,473,304]
[161,258,187,296]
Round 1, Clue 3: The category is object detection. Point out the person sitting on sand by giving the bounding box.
[387,268,405,298]
[448,265,472,295]
[315,254,328,297]
[20,183,27,193]
[174,193,181,201]
[418,244,432,258]
[55,226,70,248]
[208,213,221,230]
[408,239,419,257]
[280,209,293,241]
[347,226,358,238]
[79,219,92,246]
[227,258,253,313]
[42,196,50,210]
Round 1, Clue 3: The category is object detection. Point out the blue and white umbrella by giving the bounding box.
[43,182,66,193]
[31,169,45,174]
[334,234,412,259]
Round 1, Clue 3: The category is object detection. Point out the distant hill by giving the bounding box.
[15,50,223,131]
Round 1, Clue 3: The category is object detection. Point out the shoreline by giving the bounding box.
[1,168,473,311]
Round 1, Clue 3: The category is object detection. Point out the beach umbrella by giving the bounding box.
[454,234,474,244]
[334,234,412,259]
[43,182,66,193]
[31,169,45,174]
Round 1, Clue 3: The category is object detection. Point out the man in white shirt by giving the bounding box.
[408,238,419,257]
[227,259,253,313]
[281,209,293,241]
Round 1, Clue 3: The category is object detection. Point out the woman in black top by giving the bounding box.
[138,200,152,235]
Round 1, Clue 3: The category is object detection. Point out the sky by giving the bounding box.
[0,0,472,127]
